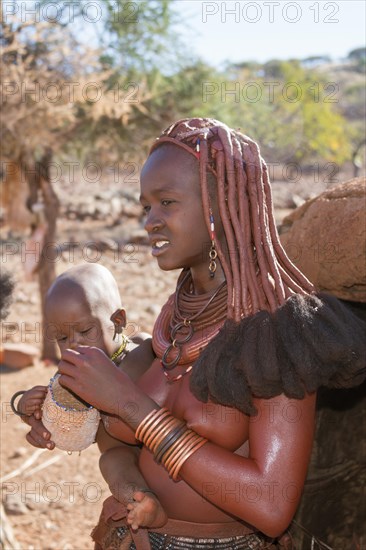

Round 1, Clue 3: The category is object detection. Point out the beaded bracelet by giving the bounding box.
[135,407,208,481]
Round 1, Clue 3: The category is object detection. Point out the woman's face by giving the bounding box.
[140,145,213,276]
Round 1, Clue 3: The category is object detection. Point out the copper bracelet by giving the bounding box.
[142,410,172,449]
[154,422,187,463]
[135,407,168,442]
[146,415,178,451]
[149,417,182,453]
[171,437,208,481]
[165,433,202,474]
[163,431,198,471]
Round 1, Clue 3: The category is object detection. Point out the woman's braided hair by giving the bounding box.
[150,117,314,322]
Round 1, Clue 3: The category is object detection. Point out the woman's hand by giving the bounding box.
[58,346,129,414]
[57,346,155,428]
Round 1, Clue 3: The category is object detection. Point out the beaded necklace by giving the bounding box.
[110,334,129,363]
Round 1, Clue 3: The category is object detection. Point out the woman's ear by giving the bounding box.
[110,309,127,340]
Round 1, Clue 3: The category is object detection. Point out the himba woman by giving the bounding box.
[52,118,364,549]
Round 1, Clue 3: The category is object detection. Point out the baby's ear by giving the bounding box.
[110,309,127,337]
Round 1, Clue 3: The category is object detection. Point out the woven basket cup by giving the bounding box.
[42,374,100,452]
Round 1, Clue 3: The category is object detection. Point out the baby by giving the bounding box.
[15,263,166,531]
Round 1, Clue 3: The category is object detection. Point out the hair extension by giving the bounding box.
[149,118,314,321]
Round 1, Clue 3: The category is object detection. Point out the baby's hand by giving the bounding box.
[18,386,47,420]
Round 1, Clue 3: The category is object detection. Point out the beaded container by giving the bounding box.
[42,374,100,452]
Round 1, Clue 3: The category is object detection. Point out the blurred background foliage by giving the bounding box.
[1,0,365,170]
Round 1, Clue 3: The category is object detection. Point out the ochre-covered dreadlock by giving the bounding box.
[150,118,314,322]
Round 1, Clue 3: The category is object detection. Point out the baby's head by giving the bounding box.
[45,264,125,357]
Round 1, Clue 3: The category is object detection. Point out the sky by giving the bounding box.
[174,0,366,66]
[5,0,364,67]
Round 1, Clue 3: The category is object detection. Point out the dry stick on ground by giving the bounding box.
[0,447,63,484]
[0,503,19,550]
[0,448,46,484]
[22,454,63,479]
[0,448,62,550]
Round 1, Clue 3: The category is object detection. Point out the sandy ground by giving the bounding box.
[0,168,352,549]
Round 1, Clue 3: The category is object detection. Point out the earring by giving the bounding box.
[209,209,217,278]
[110,310,124,341]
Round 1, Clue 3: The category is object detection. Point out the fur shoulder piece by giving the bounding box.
[190,293,366,415]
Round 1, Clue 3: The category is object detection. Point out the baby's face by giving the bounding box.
[45,293,115,357]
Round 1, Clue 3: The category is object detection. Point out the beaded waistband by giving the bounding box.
[116,526,276,550]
